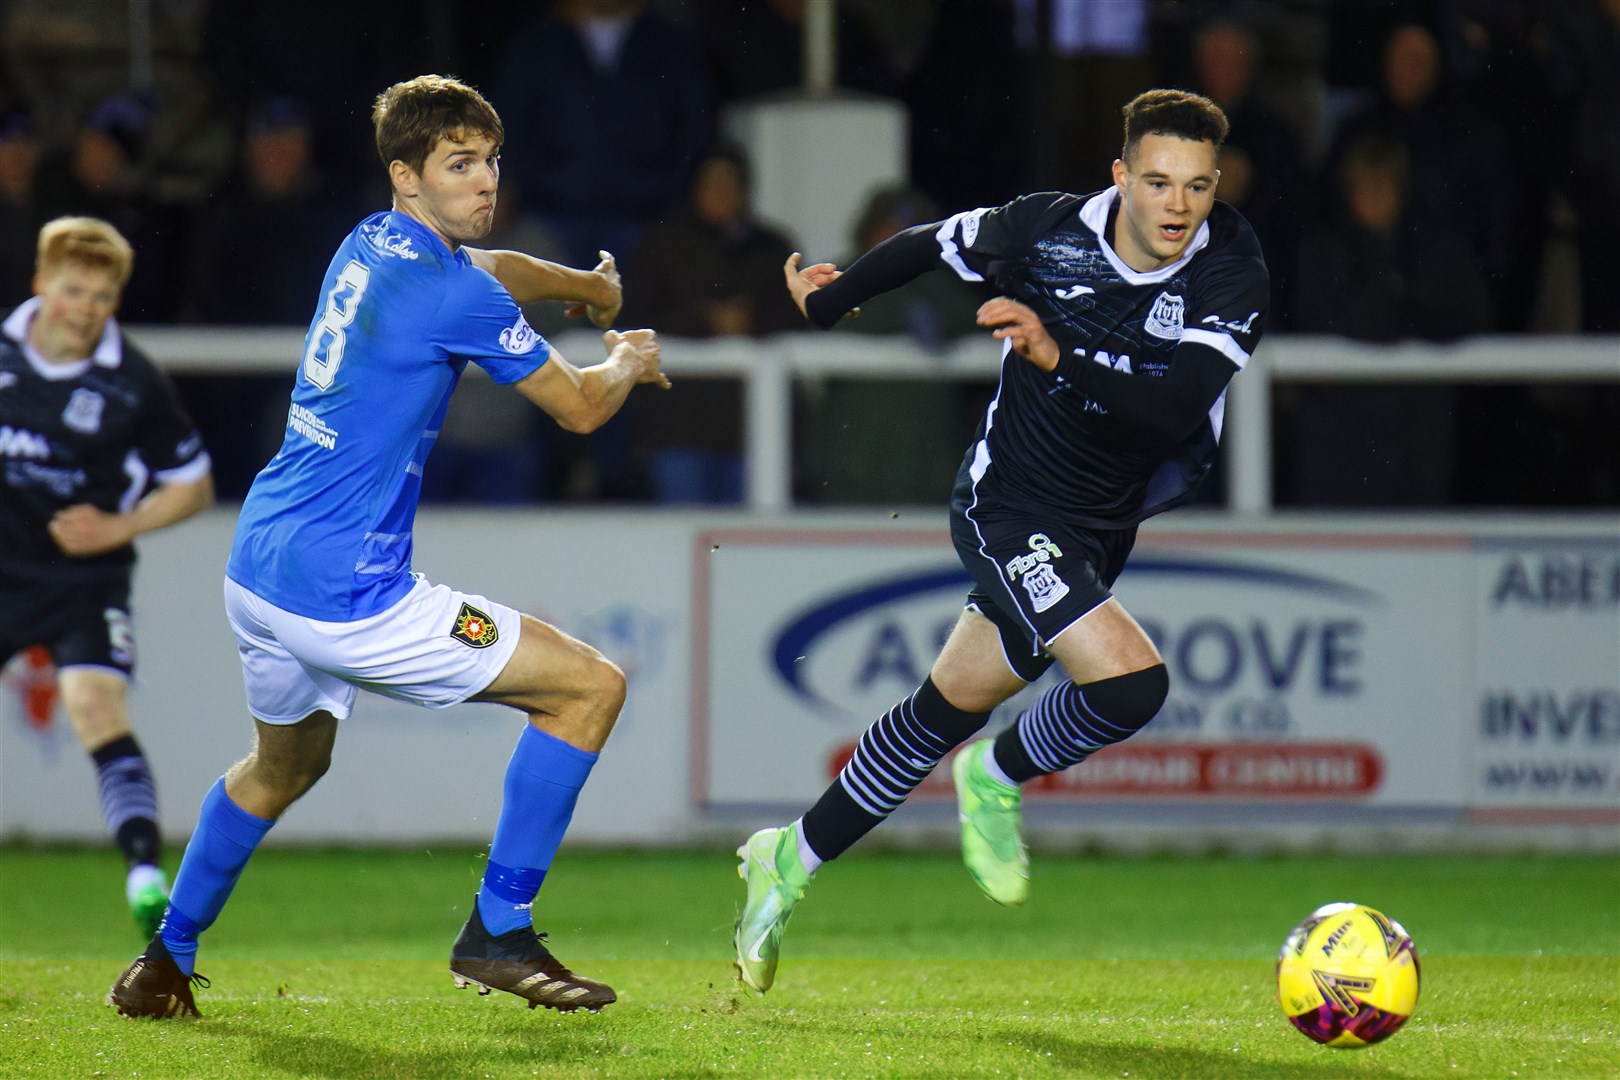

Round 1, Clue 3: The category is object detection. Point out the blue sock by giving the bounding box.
[160,778,275,975]
[476,726,598,936]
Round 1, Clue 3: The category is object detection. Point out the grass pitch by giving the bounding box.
[0,846,1615,1078]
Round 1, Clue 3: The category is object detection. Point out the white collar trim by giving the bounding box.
[1078,188,1210,285]
[2,297,125,376]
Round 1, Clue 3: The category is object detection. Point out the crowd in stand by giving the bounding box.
[1,0,1615,505]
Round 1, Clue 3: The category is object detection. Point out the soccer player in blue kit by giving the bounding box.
[109,75,668,1019]
[735,90,1270,993]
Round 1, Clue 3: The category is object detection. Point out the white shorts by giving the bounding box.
[223,575,523,725]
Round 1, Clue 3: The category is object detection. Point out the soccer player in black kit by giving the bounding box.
[0,217,212,937]
[735,90,1269,993]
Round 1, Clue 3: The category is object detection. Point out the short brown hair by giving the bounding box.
[372,74,504,176]
[1120,89,1229,166]
[36,216,134,286]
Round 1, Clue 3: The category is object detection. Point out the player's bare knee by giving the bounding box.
[929,672,1004,715]
[580,655,626,724]
[60,685,131,747]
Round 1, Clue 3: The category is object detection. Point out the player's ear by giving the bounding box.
[1111,157,1128,191]
[389,159,419,198]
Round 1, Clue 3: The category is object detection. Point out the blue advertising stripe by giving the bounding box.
[1124,559,1383,605]
[771,558,1381,706]
[773,567,971,706]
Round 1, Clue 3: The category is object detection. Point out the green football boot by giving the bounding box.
[128,869,170,941]
[953,740,1029,907]
[733,824,812,994]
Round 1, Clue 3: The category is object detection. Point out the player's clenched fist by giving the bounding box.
[605,328,670,389]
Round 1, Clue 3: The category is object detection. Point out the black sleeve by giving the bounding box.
[805,191,1078,329]
[804,221,943,329]
[1082,253,1269,443]
[131,354,209,479]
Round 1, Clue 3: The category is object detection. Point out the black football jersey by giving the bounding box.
[0,300,208,576]
[810,189,1269,527]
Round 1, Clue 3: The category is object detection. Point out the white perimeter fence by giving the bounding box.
[0,332,1614,852]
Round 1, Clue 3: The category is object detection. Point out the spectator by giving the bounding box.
[1542,0,1620,332]
[796,184,985,507]
[4,0,234,322]
[1321,21,1515,322]
[189,97,346,324]
[494,0,712,269]
[621,146,800,503]
[832,184,980,348]
[185,97,352,497]
[202,0,432,223]
[34,93,176,322]
[1015,0,1156,192]
[1294,135,1490,341]
[1189,19,1305,328]
[623,146,800,338]
[1284,136,1471,507]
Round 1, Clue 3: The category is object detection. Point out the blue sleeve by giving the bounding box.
[434,263,552,385]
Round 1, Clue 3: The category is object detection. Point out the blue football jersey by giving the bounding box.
[227,211,550,620]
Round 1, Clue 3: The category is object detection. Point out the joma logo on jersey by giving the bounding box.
[499,314,543,355]
[1145,291,1185,340]
[0,424,50,459]
[1004,532,1064,581]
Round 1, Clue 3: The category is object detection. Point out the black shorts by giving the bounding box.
[0,566,136,676]
[950,501,1137,682]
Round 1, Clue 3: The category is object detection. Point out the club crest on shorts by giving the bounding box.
[1004,532,1071,612]
[1021,562,1070,612]
[450,602,499,648]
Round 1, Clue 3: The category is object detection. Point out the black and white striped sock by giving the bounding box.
[91,734,160,868]
[993,665,1169,782]
[799,678,988,864]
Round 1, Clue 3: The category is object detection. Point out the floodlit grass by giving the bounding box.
[0,848,1616,1078]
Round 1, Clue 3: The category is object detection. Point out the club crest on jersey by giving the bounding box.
[1144,291,1185,341]
[61,388,105,434]
[498,314,543,355]
[450,602,499,648]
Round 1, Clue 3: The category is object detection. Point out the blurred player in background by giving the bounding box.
[109,74,668,1019]
[736,89,1270,993]
[0,216,213,939]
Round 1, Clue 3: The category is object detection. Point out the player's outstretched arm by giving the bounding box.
[48,473,214,558]
[512,329,669,434]
[794,219,945,329]
[467,248,622,328]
